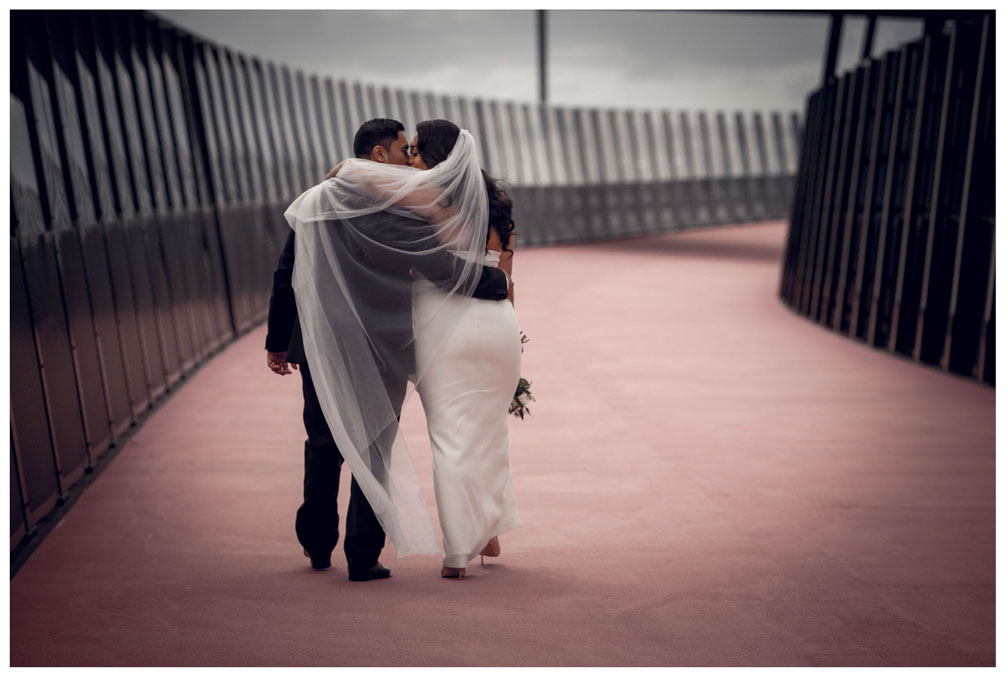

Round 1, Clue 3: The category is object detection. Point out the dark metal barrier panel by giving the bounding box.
[11,442,29,550]
[170,28,233,351]
[71,11,151,421]
[10,9,802,551]
[10,234,62,531]
[945,16,994,383]
[112,11,184,391]
[287,69,315,190]
[94,11,169,401]
[145,16,210,366]
[850,51,903,342]
[221,48,270,323]
[829,61,877,335]
[812,71,857,324]
[252,58,295,265]
[36,12,118,461]
[239,55,284,318]
[11,54,68,538]
[203,44,253,333]
[780,12,993,387]
[12,15,92,495]
[126,11,197,378]
[309,76,337,188]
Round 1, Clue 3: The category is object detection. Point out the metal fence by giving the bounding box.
[10,8,801,552]
[780,12,994,387]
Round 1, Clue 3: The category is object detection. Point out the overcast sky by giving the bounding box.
[157,10,923,114]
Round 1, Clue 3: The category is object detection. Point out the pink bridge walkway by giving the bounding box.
[10,222,995,666]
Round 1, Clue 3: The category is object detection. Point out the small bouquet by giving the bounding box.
[510,331,534,420]
[509,377,535,420]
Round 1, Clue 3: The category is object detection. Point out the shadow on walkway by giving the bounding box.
[596,222,785,263]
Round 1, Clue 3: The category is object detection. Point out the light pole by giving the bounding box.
[537,9,547,104]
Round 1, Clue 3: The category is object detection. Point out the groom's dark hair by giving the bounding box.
[353,118,405,158]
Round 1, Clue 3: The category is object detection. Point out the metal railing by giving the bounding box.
[780,12,994,387]
[10,9,801,552]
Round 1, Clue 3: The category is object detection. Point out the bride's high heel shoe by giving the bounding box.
[479,536,501,565]
[441,567,465,579]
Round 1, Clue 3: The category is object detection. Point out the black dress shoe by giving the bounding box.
[303,548,332,570]
[348,562,391,582]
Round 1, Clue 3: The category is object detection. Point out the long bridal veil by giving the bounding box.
[283,130,489,556]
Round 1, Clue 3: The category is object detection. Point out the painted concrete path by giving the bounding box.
[10,222,995,666]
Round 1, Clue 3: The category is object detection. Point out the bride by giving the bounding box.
[407,120,522,578]
[285,121,522,579]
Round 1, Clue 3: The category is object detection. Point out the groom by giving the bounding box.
[266,118,511,581]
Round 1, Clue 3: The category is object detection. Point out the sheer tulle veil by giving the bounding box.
[283,129,488,556]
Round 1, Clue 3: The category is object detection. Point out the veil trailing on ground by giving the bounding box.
[283,130,488,557]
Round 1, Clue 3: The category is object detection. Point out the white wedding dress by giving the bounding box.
[413,248,523,568]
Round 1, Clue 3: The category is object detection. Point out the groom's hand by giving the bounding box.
[324,159,349,180]
[267,351,298,375]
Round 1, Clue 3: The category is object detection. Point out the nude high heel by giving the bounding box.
[479,536,501,565]
[441,567,465,579]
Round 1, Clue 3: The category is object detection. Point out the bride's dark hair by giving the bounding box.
[416,119,515,252]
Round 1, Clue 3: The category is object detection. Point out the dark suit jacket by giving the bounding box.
[266,224,509,374]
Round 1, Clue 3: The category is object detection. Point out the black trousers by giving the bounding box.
[295,361,404,573]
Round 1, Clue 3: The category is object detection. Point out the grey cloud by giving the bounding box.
[156,9,925,114]
[549,11,832,72]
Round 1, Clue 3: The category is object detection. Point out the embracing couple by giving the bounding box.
[266,118,522,581]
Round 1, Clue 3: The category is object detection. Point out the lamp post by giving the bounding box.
[537,9,547,104]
